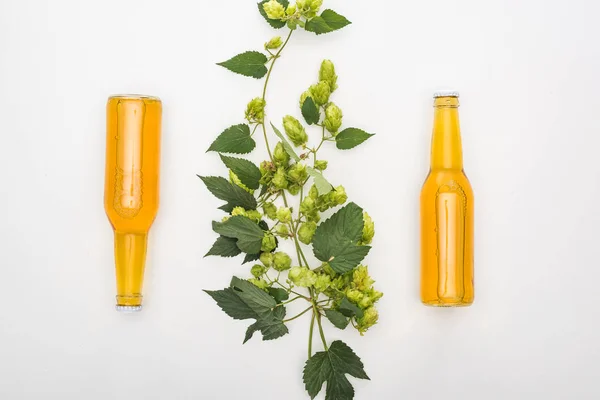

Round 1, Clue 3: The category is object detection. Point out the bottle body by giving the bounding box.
[104,95,162,311]
[420,94,474,306]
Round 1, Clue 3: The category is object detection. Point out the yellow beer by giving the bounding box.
[104,95,162,311]
[420,92,474,306]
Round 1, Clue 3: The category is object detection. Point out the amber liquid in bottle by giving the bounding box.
[104,95,162,311]
[420,93,474,306]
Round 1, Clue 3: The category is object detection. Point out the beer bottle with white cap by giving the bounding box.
[420,91,474,306]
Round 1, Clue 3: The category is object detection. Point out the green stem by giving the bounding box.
[308,311,316,359]
[283,306,313,323]
[281,295,305,305]
[259,29,293,163]
[316,311,328,350]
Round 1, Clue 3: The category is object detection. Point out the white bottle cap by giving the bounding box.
[116,305,142,313]
[433,90,459,98]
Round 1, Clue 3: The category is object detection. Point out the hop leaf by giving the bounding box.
[303,340,369,399]
[205,236,241,258]
[335,128,375,150]
[198,176,257,213]
[220,155,261,190]
[207,124,256,154]
[217,51,269,79]
[301,96,320,125]
[312,203,371,273]
[212,216,265,254]
[305,9,352,35]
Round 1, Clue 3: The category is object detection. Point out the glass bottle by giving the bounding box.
[420,91,474,306]
[104,95,162,312]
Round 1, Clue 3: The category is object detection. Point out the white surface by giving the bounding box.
[1,0,599,399]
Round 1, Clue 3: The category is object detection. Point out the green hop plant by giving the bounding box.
[324,102,343,134]
[276,207,292,223]
[273,251,292,271]
[273,141,291,166]
[283,115,308,146]
[265,36,283,50]
[319,59,338,92]
[262,202,277,220]
[202,4,379,399]
[314,160,328,171]
[261,234,277,252]
[263,0,286,20]
[298,221,317,244]
[251,264,267,278]
[309,81,331,105]
[245,97,266,123]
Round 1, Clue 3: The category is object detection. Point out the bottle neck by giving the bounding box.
[430,96,463,170]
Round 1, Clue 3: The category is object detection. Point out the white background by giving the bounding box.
[1,0,599,399]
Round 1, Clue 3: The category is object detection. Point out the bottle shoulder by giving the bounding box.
[421,169,473,195]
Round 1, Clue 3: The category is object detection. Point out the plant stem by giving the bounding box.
[316,312,328,351]
[259,29,293,163]
[308,311,315,359]
[281,295,305,305]
[283,306,313,323]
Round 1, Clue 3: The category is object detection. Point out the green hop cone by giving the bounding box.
[353,265,375,291]
[249,278,270,290]
[282,115,308,147]
[332,185,348,205]
[319,59,338,92]
[265,36,283,50]
[246,210,262,222]
[259,161,275,185]
[309,81,331,106]
[314,160,328,171]
[300,196,316,214]
[309,185,319,200]
[357,306,379,334]
[262,202,277,220]
[272,167,288,189]
[263,0,286,20]
[273,252,292,271]
[297,0,322,18]
[245,97,266,123]
[276,207,292,223]
[231,207,247,217]
[346,288,364,304]
[230,170,254,194]
[273,142,291,166]
[324,103,343,134]
[314,273,331,292]
[306,210,320,223]
[251,264,267,278]
[288,266,317,288]
[286,4,297,15]
[288,163,308,183]
[287,183,301,195]
[260,252,274,267]
[261,234,277,252]
[361,211,375,245]
[276,224,290,237]
[298,221,317,244]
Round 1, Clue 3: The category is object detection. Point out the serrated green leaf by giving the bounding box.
[198,176,257,212]
[306,166,333,195]
[205,236,241,258]
[207,124,256,154]
[206,277,289,343]
[204,288,257,320]
[320,9,351,31]
[244,306,287,343]
[312,202,371,273]
[305,16,333,35]
[217,51,269,79]
[324,310,350,330]
[270,122,300,162]
[303,340,369,400]
[301,96,320,125]
[338,297,364,319]
[212,216,265,254]
[268,287,290,303]
[242,252,261,264]
[258,0,289,29]
[335,128,375,150]
[219,154,261,190]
